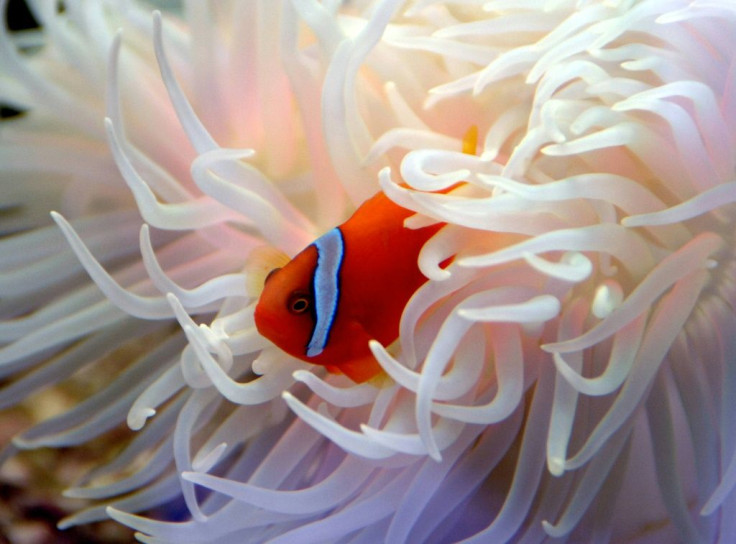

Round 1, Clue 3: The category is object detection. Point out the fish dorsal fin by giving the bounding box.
[462,125,478,155]
[245,245,291,297]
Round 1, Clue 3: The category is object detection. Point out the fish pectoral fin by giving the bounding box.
[366,369,393,388]
[244,245,291,297]
[336,321,385,384]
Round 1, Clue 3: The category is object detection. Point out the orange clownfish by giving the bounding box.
[253,192,443,383]
[253,127,477,383]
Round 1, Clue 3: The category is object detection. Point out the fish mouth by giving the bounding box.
[253,302,275,340]
[254,303,294,350]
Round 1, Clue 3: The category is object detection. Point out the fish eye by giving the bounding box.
[264,268,281,285]
[288,293,311,314]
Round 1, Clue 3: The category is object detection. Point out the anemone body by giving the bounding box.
[2,1,736,543]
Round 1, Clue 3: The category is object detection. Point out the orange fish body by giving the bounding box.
[254,192,443,383]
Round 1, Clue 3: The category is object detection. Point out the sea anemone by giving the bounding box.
[2,0,736,542]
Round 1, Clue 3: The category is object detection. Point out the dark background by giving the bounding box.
[5,0,38,31]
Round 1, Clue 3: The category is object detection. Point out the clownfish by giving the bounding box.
[252,127,477,383]
[253,192,444,382]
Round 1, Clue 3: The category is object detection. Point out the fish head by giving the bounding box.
[253,229,383,383]
[254,245,318,359]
